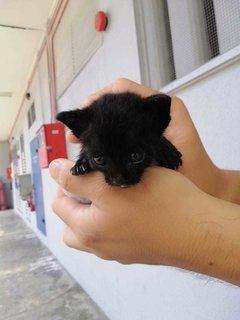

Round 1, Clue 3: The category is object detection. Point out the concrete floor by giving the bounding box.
[0,210,108,320]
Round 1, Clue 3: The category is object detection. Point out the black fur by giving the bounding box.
[56,92,182,187]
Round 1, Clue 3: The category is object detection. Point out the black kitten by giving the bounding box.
[56,92,182,187]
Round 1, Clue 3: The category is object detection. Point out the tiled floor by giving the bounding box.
[0,210,108,320]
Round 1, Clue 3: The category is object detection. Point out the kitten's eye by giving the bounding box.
[93,156,106,166]
[130,151,145,163]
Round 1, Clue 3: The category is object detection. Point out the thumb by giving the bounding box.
[49,158,106,202]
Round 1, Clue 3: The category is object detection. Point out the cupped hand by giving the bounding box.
[66,78,223,197]
[49,159,207,266]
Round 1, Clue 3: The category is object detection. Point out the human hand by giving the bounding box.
[66,78,223,198]
[49,159,240,286]
[49,159,207,265]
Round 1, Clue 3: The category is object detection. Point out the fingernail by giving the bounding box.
[49,159,64,179]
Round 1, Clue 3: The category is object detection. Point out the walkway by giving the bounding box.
[0,210,108,320]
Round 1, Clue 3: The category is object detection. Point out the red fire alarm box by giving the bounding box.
[6,166,12,180]
[37,123,67,168]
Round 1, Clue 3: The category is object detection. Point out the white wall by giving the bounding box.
[55,4,240,320]
[174,59,240,171]
[10,48,52,230]
[11,1,240,320]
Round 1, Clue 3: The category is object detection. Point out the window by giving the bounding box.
[53,0,102,98]
[20,133,26,174]
[134,0,240,89]
[30,102,36,123]
[27,102,36,128]
[20,134,24,153]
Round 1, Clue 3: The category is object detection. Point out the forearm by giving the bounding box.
[50,160,240,286]
[136,168,240,286]
[170,194,240,286]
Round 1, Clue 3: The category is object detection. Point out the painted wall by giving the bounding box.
[173,59,240,171]
[10,1,240,320]
[52,8,240,320]
[10,47,50,226]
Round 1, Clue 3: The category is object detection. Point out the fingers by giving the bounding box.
[80,79,122,108]
[66,78,161,143]
[81,78,160,108]
[52,189,99,251]
[52,187,90,226]
[53,188,100,246]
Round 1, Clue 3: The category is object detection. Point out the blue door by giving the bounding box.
[30,137,46,235]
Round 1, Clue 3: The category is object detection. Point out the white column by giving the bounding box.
[134,0,175,88]
[167,0,211,78]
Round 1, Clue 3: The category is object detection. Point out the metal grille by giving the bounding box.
[135,0,240,88]
[163,0,176,81]
[210,0,240,54]
[167,0,240,79]
[203,0,219,58]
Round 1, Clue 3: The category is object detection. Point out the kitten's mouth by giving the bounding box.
[109,183,133,188]
[106,180,133,188]
[106,177,138,188]
[119,184,132,188]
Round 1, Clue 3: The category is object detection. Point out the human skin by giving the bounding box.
[50,160,240,286]
[66,78,240,205]
[50,78,240,285]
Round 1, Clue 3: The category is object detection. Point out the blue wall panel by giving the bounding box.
[30,137,46,235]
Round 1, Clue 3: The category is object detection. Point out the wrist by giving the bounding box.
[164,191,240,285]
[216,169,240,205]
[187,196,240,285]
[181,159,240,204]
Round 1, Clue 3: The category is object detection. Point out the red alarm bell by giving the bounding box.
[95,11,108,32]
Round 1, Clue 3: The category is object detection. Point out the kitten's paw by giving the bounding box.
[158,148,182,170]
[71,164,86,175]
[166,150,182,170]
[70,159,91,175]
[158,137,182,170]
[171,155,182,170]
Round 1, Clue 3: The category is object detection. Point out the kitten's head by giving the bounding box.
[57,92,171,187]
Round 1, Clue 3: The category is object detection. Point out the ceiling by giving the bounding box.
[0,0,59,141]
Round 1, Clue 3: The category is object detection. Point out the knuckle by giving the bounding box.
[113,77,127,84]
[83,95,94,107]
[112,77,128,89]
[80,233,97,249]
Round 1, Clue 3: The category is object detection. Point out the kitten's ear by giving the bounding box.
[56,108,92,138]
[142,94,171,131]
